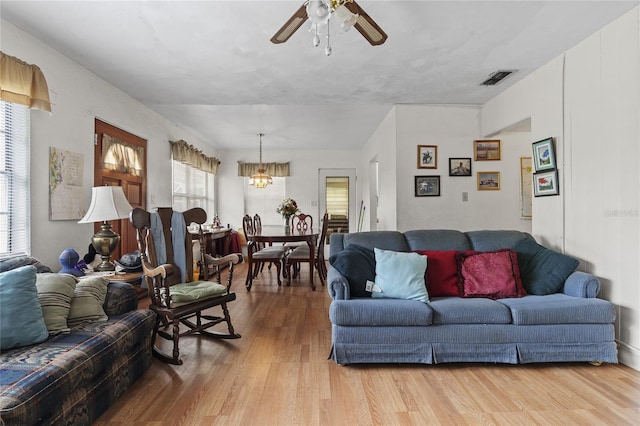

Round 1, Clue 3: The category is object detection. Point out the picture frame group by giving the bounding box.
[532,137,559,196]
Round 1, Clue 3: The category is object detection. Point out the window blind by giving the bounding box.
[0,100,30,259]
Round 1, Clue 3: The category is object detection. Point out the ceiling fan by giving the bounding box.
[271,0,387,56]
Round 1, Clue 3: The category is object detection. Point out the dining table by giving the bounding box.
[244,225,319,291]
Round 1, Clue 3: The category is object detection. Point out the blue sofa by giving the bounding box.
[327,230,618,365]
[0,277,155,425]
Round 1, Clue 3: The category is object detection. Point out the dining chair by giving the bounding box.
[130,207,241,365]
[285,213,313,249]
[285,212,329,287]
[242,214,287,287]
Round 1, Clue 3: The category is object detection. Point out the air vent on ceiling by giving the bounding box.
[481,70,516,86]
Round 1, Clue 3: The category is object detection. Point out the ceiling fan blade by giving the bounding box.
[271,3,308,44]
[346,1,388,46]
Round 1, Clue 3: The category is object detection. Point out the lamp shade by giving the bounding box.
[78,186,133,223]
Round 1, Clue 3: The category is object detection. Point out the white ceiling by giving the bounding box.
[2,1,638,150]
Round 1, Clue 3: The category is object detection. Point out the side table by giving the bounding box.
[109,271,147,299]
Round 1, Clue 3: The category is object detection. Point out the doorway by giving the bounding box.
[318,168,357,247]
[94,119,147,260]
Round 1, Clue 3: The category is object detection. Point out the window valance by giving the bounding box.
[0,51,51,112]
[170,140,221,175]
[102,134,144,176]
[237,162,290,177]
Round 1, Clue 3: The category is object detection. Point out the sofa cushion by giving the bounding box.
[329,299,432,326]
[0,266,49,350]
[404,230,470,251]
[465,230,531,251]
[497,293,616,325]
[428,297,513,324]
[457,249,526,299]
[328,244,375,297]
[36,273,78,334]
[373,248,428,302]
[514,238,579,295]
[67,276,109,327]
[414,250,459,297]
[343,231,409,253]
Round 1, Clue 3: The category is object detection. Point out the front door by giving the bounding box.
[94,119,147,260]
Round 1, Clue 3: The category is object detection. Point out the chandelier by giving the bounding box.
[249,133,273,189]
[307,0,359,56]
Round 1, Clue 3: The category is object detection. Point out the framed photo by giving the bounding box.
[449,157,472,176]
[415,175,440,197]
[532,137,556,171]
[417,145,437,169]
[533,170,559,197]
[474,140,501,161]
[477,171,500,190]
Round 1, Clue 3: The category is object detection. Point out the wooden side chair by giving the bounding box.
[285,212,329,287]
[130,207,241,365]
[285,213,314,249]
[242,214,287,289]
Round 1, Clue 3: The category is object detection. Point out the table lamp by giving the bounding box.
[78,186,133,271]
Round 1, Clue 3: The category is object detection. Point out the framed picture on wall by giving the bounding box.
[415,175,440,197]
[474,140,501,161]
[532,137,556,171]
[449,158,472,176]
[417,145,437,169]
[477,171,500,190]
[533,170,559,196]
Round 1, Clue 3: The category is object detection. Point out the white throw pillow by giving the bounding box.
[373,248,429,302]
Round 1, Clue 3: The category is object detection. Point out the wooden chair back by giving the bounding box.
[291,213,313,233]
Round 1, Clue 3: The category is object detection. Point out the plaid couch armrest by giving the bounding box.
[103,281,138,316]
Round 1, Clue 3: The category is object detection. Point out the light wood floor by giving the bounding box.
[95,262,640,425]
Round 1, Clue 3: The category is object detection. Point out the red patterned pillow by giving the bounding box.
[456,249,526,299]
[413,250,459,297]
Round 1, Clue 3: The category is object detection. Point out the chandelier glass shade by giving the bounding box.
[249,133,273,189]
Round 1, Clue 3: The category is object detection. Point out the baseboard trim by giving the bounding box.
[616,339,640,371]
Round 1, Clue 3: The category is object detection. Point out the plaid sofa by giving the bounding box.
[0,281,155,425]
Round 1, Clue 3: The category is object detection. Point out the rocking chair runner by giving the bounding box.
[130,207,241,365]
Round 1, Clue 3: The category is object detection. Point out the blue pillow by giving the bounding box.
[373,248,429,302]
[0,265,49,350]
[514,238,579,295]
[329,244,375,297]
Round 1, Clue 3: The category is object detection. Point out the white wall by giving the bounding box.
[480,6,640,370]
[361,107,397,231]
[2,19,215,269]
[364,105,532,233]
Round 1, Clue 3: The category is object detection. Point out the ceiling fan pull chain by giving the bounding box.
[325,22,332,56]
[313,23,320,47]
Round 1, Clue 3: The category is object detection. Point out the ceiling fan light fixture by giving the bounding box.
[334,4,358,31]
[306,0,330,25]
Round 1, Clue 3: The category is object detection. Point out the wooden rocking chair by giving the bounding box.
[130,207,241,365]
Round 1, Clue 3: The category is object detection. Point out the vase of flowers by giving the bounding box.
[277,197,299,228]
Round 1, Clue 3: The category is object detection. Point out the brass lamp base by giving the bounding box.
[91,221,121,272]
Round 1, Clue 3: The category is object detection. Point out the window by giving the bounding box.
[172,160,215,216]
[0,101,30,259]
[244,177,286,225]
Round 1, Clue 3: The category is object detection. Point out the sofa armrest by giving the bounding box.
[327,266,351,300]
[562,271,601,298]
[103,281,138,316]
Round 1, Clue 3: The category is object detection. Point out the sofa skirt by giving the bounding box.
[331,323,618,365]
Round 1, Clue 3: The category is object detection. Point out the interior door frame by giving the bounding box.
[318,168,357,243]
